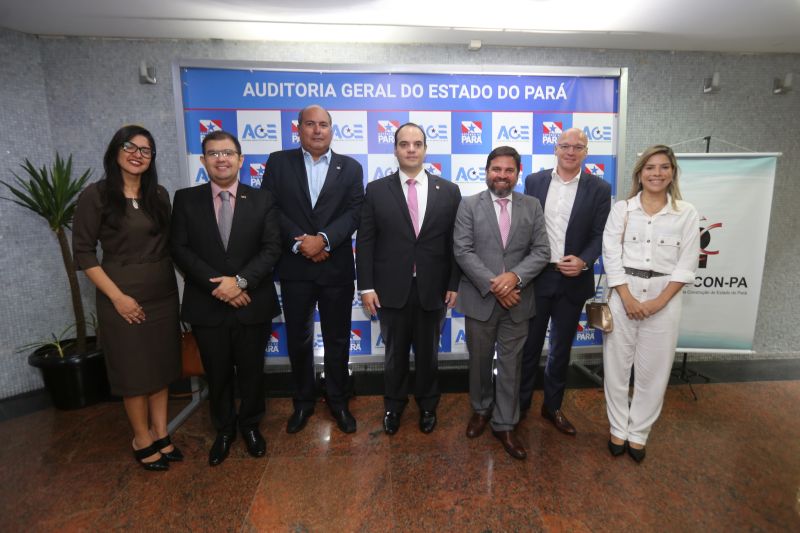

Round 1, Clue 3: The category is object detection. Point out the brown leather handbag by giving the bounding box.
[180,323,205,378]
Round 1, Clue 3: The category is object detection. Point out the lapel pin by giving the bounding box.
[435,185,440,190]
[336,165,341,170]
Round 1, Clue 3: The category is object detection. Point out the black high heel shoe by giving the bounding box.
[133,441,169,471]
[153,435,184,462]
[627,444,646,463]
[608,439,626,457]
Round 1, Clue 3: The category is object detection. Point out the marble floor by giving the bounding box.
[0,381,798,532]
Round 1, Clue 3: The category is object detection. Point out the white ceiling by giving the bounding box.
[2,0,800,53]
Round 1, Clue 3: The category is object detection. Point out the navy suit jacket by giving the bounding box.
[262,148,364,285]
[356,171,462,311]
[171,182,282,326]
[524,169,611,303]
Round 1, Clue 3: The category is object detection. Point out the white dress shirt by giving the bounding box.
[544,169,580,262]
[603,192,700,288]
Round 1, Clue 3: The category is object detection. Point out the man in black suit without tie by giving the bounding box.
[356,123,462,435]
[518,127,611,436]
[262,105,364,434]
[171,130,282,466]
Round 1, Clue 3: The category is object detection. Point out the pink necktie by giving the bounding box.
[497,198,510,248]
[407,178,420,237]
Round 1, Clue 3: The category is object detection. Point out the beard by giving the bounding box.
[487,179,513,198]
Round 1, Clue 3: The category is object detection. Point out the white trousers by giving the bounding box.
[602,274,682,446]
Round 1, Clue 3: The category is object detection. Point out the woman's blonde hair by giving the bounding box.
[627,144,682,209]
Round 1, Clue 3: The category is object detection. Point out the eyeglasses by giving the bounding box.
[557,144,587,152]
[121,141,154,158]
[204,150,240,159]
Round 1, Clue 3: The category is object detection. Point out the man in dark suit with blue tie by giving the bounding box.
[356,123,462,435]
[262,105,364,435]
[519,127,611,435]
[171,130,282,466]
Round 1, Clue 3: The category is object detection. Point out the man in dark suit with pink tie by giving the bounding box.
[356,123,462,435]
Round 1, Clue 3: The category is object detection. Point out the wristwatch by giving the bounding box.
[235,275,248,290]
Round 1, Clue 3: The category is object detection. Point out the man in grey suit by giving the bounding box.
[453,146,549,460]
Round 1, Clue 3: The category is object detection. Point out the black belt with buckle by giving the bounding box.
[624,267,668,279]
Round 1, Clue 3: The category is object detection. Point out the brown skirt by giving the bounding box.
[96,257,181,396]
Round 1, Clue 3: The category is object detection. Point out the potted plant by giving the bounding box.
[1,154,110,409]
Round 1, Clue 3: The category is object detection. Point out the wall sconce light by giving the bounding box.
[139,61,157,84]
[468,39,482,51]
[773,73,793,95]
[703,72,720,94]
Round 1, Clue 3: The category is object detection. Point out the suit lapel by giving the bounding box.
[387,172,417,238]
[314,151,343,211]
[506,192,523,247]
[418,172,440,236]
[290,148,313,208]
[227,183,251,251]
[197,183,226,251]
[566,172,589,229]
[479,191,504,247]
[535,175,551,208]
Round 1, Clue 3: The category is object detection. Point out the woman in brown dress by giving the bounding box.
[73,125,182,470]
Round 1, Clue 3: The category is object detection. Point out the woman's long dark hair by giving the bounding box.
[101,125,168,232]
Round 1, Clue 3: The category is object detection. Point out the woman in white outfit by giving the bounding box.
[602,145,699,463]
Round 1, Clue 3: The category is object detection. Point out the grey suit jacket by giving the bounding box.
[453,190,549,323]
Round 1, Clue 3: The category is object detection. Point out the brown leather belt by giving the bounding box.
[624,266,668,279]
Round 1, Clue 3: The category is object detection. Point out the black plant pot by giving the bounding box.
[28,337,110,410]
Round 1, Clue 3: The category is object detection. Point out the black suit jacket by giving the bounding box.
[356,171,462,311]
[170,182,282,326]
[262,148,364,285]
[524,169,611,303]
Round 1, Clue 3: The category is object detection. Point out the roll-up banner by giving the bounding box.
[676,154,778,353]
[174,62,625,362]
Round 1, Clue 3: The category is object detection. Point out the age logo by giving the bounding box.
[454,166,485,182]
[290,120,300,144]
[582,125,612,141]
[497,125,530,141]
[332,123,365,140]
[424,124,449,141]
[241,123,278,141]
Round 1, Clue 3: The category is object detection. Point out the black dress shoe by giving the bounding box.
[419,411,437,434]
[132,441,169,471]
[332,409,357,434]
[608,439,626,457]
[286,408,314,434]
[152,435,184,462]
[208,433,235,466]
[242,429,266,458]
[628,444,646,463]
[383,411,401,435]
